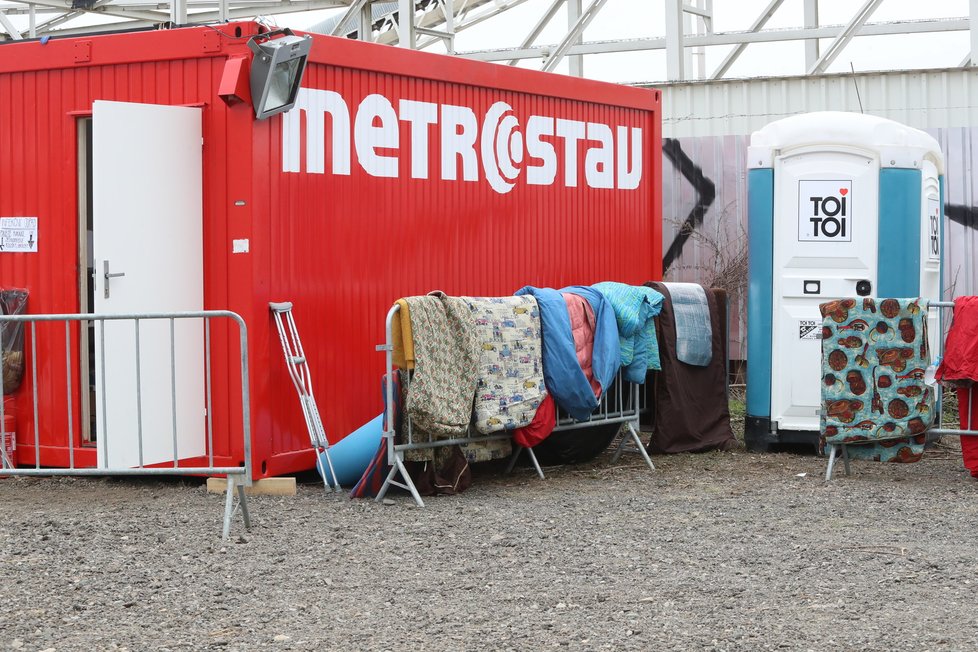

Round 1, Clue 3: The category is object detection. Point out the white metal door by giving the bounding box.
[771,148,879,432]
[92,100,205,469]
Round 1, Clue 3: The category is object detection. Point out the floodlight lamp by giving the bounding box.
[247,28,312,120]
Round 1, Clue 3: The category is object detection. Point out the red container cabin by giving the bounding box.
[0,22,662,478]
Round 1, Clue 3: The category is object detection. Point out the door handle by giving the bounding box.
[103,260,126,299]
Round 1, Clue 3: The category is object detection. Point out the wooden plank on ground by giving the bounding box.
[206,477,297,496]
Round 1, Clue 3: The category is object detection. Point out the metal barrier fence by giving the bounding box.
[825,300,978,480]
[0,310,252,539]
[375,302,655,507]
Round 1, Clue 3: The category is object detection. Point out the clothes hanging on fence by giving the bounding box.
[512,394,556,449]
[1,288,28,395]
[592,281,664,382]
[391,298,416,370]
[350,439,389,498]
[644,283,734,454]
[936,296,978,383]
[350,373,402,498]
[514,286,596,421]
[935,296,978,478]
[563,292,602,399]
[559,285,620,392]
[466,296,546,435]
[819,298,934,463]
[400,292,480,465]
[664,283,712,366]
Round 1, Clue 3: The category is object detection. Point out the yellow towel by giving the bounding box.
[391,298,415,369]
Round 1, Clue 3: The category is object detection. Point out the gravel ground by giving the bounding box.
[2,437,978,652]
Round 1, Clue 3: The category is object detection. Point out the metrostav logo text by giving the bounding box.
[282,88,644,194]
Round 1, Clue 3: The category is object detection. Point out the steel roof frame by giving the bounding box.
[0,0,974,82]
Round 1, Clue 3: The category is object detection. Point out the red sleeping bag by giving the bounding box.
[937,296,978,382]
[957,387,978,479]
[936,296,978,478]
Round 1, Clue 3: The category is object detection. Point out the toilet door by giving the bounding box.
[771,148,879,432]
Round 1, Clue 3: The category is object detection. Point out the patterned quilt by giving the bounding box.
[465,296,546,435]
[820,297,934,463]
[400,292,479,463]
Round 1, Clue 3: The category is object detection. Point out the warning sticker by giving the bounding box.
[0,217,38,253]
[799,320,821,340]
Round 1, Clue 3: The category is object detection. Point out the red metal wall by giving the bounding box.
[0,27,250,469]
[247,33,662,474]
[0,24,660,478]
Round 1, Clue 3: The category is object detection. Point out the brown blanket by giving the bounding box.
[645,283,735,454]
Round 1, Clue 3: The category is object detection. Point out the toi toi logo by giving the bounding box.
[799,180,852,242]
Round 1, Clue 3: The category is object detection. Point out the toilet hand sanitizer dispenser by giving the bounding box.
[745,111,944,451]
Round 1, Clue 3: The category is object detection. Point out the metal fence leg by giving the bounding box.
[505,446,523,474]
[236,482,252,530]
[611,427,629,464]
[222,475,237,540]
[525,446,545,480]
[376,455,425,508]
[627,423,655,472]
[222,475,251,539]
[825,445,838,482]
[505,445,545,479]
[0,441,11,470]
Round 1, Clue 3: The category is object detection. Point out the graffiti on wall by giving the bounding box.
[661,130,978,360]
[661,138,716,272]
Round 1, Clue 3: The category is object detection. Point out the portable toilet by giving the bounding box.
[745,111,944,451]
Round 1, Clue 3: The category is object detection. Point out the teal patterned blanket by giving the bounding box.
[819,298,934,463]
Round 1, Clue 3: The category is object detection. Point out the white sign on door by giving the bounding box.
[0,217,38,253]
[926,197,940,261]
[798,319,821,340]
[798,180,852,242]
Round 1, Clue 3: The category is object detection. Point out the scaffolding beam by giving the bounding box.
[664,0,684,81]
[710,0,784,80]
[0,9,22,38]
[567,0,582,77]
[460,18,969,62]
[804,0,819,71]
[507,0,564,66]
[807,0,883,75]
[541,0,607,73]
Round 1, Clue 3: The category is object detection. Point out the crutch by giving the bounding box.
[269,302,340,492]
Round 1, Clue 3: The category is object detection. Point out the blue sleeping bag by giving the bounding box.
[514,286,620,421]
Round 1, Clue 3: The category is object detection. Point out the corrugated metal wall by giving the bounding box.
[1,26,662,476]
[655,67,978,362]
[0,41,242,468]
[659,68,978,139]
[250,50,663,454]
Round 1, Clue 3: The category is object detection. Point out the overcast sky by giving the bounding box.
[277,0,970,83]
